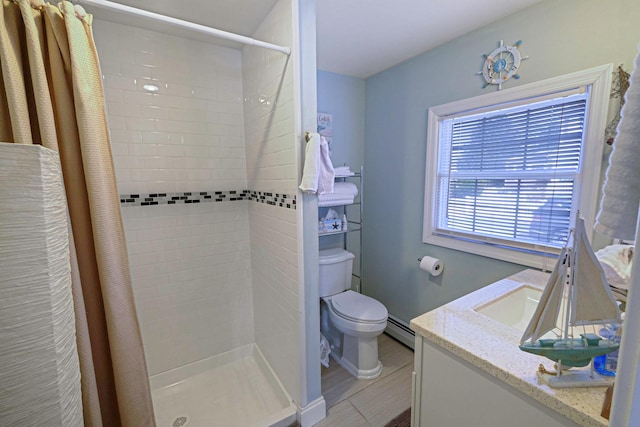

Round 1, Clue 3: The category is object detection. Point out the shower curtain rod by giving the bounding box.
[77,0,291,55]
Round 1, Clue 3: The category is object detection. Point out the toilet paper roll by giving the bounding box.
[419,256,443,276]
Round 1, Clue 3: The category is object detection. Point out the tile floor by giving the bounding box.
[316,333,414,427]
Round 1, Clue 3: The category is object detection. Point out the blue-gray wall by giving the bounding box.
[362,0,640,324]
[317,70,365,169]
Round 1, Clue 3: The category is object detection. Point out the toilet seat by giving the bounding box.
[330,290,388,324]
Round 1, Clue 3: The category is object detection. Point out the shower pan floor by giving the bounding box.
[150,345,296,427]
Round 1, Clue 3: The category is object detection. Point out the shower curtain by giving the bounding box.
[0,1,155,426]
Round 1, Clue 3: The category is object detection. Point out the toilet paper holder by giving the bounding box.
[417,256,444,276]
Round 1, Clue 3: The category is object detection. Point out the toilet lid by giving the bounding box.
[330,290,388,323]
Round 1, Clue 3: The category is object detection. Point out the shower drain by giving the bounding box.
[171,415,190,427]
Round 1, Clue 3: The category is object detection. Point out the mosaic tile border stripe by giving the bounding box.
[120,190,296,209]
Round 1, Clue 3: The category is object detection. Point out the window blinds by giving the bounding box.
[435,92,589,249]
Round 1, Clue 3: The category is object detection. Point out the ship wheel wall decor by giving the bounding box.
[478,40,528,90]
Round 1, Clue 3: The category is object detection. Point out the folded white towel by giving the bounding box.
[596,47,640,240]
[334,166,354,177]
[318,194,355,207]
[332,182,358,197]
[299,133,335,195]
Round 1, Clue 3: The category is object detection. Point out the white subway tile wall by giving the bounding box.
[93,20,247,196]
[93,20,255,374]
[121,203,253,374]
[249,202,301,398]
[242,0,302,405]
[243,15,297,191]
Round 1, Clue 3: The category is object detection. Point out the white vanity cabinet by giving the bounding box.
[410,269,609,427]
[412,335,581,427]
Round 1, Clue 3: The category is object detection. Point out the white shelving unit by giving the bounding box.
[318,168,363,292]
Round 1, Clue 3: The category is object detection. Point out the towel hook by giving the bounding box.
[305,131,311,143]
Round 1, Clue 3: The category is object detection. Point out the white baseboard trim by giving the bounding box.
[297,396,326,427]
[385,315,415,350]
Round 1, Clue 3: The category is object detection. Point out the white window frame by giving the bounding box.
[423,64,613,269]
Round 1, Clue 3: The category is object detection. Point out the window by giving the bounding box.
[423,65,612,269]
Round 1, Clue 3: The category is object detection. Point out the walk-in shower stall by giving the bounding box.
[87,0,321,424]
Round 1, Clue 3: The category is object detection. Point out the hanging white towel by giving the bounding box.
[596,47,640,240]
[299,133,335,195]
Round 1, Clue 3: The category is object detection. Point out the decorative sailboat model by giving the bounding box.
[519,216,622,388]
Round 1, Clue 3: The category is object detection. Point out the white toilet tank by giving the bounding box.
[319,248,355,297]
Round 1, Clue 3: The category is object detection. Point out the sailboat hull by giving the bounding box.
[519,338,619,367]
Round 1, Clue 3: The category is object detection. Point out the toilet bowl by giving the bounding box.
[319,248,388,379]
[322,291,387,378]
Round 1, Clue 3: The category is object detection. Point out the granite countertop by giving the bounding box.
[409,269,610,427]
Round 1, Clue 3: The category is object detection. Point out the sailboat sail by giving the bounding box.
[519,217,622,384]
[570,219,622,326]
[520,247,568,344]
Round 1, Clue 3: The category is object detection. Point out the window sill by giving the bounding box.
[424,234,559,271]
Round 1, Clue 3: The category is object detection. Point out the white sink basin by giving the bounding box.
[475,286,542,332]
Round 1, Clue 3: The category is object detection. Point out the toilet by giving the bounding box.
[319,248,388,379]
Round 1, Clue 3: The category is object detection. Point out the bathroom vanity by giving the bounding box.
[410,269,610,427]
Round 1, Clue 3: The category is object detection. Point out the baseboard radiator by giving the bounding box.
[385,314,415,350]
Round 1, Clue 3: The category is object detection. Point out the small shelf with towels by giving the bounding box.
[318,173,360,207]
[318,168,363,292]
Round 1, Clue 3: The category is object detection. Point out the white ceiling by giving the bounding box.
[83,0,543,78]
[317,0,544,78]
